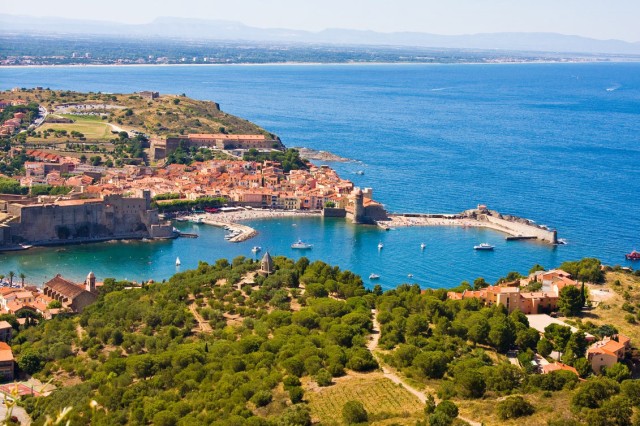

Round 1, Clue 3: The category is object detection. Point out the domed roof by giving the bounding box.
[87,271,95,278]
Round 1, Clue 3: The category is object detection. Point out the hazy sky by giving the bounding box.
[4,0,639,42]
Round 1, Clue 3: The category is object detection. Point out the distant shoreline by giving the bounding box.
[2,58,640,70]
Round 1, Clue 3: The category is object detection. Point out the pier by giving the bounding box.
[381,207,558,245]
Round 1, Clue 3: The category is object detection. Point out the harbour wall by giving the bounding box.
[479,214,557,244]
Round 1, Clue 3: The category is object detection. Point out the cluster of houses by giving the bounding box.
[447,269,579,315]
[448,269,633,376]
[0,272,98,382]
[0,99,29,136]
[14,149,384,214]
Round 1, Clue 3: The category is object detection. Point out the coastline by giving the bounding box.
[2,59,638,70]
[182,209,323,242]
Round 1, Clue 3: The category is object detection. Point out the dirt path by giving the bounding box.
[189,303,212,333]
[368,309,481,426]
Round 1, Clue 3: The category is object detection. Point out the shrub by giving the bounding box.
[342,400,368,424]
[496,396,535,420]
[288,386,304,404]
[251,390,272,407]
[314,369,332,387]
[434,400,458,419]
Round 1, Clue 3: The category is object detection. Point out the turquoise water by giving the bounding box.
[0,63,639,288]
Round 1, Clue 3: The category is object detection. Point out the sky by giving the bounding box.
[3,0,639,42]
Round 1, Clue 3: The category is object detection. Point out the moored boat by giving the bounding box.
[626,250,640,260]
[251,246,262,253]
[369,273,380,280]
[378,242,384,249]
[175,257,181,266]
[474,243,495,251]
[420,243,426,250]
[291,240,313,249]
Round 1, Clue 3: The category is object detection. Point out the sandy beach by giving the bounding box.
[182,209,322,242]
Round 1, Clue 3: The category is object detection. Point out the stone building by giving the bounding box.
[150,133,281,160]
[260,252,274,276]
[42,272,98,313]
[346,187,388,224]
[0,191,174,247]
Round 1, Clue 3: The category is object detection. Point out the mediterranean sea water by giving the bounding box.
[1,63,639,289]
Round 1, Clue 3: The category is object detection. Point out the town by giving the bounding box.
[1,88,640,425]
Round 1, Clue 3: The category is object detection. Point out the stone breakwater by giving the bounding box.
[382,208,558,244]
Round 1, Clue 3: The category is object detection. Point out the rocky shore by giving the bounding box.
[295,147,353,162]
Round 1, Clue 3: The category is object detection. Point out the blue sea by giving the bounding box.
[1,63,639,289]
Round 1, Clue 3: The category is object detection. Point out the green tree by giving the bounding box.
[488,315,516,352]
[537,338,553,357]
[496,396,535,420]
[278,405,311,426]
[605,363,631,383]
[620,380,640,406]
[573,357,592,379]
[455,369,486,398]
[8,271,15,286]
[559,258,604,283]
[473,277,488,290]
[434,400,458,419]
[342,400,368,424]
[424,393,436,414]
[529,264,545,274]
[572,377,620,409]
[47,300,63,309]
[18,350,42,374]
[412,351,449,379]
[558,286,583,317]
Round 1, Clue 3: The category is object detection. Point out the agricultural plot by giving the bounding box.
[306,373,425,425]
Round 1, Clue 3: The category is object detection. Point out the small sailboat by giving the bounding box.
[175,257,181,266]
[378,242,384,250]
[420,243,426,250]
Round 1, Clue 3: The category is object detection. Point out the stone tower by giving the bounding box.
[352,188,365,224]
[260,252,274,276]
[86,271,96,293]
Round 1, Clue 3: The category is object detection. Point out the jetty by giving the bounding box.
[380,205,558,245]
[182,214,257,243]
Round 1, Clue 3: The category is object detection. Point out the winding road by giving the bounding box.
[368,309,481,426]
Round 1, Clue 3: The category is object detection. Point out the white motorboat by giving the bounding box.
[251,246,262,253]
[474,243,495,251]
[175,257,181,266]
[291,239,313,249]
[420,243,426,250]
[378,242,384,249]
[369,273,380,280]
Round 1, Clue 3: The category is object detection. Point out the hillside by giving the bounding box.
[2,88,275,139]
[5,258,640,425]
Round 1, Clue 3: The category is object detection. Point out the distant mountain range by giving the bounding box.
[2,14,640,55]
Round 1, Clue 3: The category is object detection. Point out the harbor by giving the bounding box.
[382,206,558,245]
